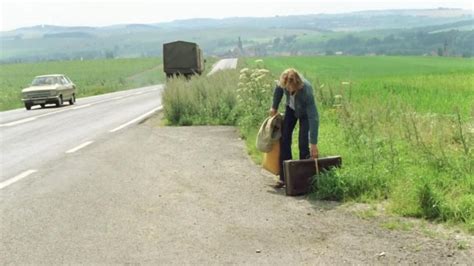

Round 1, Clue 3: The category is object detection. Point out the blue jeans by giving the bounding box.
[279,105,310,182]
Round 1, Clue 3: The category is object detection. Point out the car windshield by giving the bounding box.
[31,76,59,86]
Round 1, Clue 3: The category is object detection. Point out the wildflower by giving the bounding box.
[341,81,350,85]
[240,68,249,74]
[254,59,264,64]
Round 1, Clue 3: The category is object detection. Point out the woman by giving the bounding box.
[269,68,319,188]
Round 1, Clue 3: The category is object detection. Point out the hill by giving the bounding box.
[0,8,473,63]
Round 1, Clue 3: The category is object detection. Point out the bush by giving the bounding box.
[236,61,275,133]
[163,70,239,126]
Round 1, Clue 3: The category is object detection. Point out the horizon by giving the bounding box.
[1,0,473,32]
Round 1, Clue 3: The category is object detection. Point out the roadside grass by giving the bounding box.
[162,56,473,233]
[0,58,165,111]
[163,69,239,126]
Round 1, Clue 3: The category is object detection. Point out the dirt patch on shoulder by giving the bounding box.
[143,115,473,264]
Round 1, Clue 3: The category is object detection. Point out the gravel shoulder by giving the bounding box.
[1,114,472,264]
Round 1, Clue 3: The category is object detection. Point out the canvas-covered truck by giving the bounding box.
[163,41,204,78]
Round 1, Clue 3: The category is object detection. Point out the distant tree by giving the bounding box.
[437,47,444,56]
[325,50,335,55]
[443,39,448,56]
[105,50,115,59]
[114,45,120,56]
[383,34,396,43]
[273,37,281,47]
[283,35,297,44]
[367,37,381,46]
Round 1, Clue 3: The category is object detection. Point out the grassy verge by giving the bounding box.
[163,69,238,126]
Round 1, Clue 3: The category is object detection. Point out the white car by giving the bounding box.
[21,74,76,110]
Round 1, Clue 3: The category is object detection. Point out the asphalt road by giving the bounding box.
[207,58,238,76]
[0,85,163,185]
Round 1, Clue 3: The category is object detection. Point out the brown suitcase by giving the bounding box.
[284,156,342,196]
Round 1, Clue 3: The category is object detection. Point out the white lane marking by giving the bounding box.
[0,107,74,127]
[0,169,37,190]
[66,141,94,154]
[72,103,92,110]
[109,105,163,133]
[0,117,37,127]
[35,107,72,118]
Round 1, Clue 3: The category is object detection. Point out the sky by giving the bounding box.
[1,0,473,31]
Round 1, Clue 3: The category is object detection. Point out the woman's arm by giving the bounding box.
[269,85,284,116]
[306,84,320,158]
[272,85,284,111]
[305,84,319,145]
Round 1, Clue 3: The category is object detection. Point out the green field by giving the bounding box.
[252,56,474,115]
[0,58,165,111]
[163,56,474,232]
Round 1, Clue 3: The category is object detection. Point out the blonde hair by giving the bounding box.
[279,68,304,92]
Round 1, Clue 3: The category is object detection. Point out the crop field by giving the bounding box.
[0,58,164,111]
[164,56,473,231]
[256,56,474,115]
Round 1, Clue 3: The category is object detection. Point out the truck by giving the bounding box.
[163,41,205,78]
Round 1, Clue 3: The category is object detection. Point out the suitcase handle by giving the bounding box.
[314,159,320,175]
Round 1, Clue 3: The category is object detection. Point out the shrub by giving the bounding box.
[236,61,275,133]
[163,70,239,126]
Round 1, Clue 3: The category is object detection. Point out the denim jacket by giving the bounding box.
[272,80,319,144]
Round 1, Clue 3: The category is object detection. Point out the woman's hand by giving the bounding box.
[311,144,319,159]
[268,108,277,117]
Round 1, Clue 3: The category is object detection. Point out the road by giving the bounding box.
[0,85,163,185]
[207,58,238,76]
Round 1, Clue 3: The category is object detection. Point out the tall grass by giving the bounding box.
[163,70,239,126]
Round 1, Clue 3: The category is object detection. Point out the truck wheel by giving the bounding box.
[25,103,31,110]
[69,94,76,105]
[56,96,63,107]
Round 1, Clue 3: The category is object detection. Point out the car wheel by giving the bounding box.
[69,94,76,105]
[25,103,31,110]
[40,104,45,108]
[56,95,63,107]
